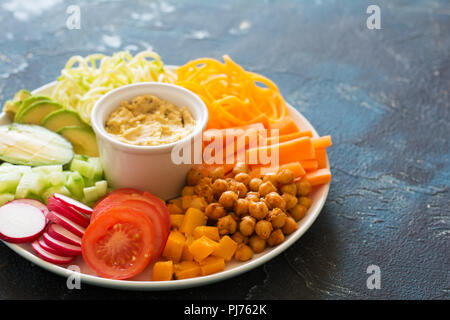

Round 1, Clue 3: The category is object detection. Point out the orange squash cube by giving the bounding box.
[212,235,238,262]
[162,230,185,263]
[192,226,220,241]
[200,256,225,276]
[170,214,184,229]
[180,208,207,235]
[174,261,201,280]
[188,235,220,262]
[181,235,195,262]
[167,203,183,215]
[152,261,173,281]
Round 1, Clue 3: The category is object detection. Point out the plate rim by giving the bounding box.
[1,77,330,291]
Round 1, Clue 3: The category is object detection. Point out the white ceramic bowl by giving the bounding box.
[90,82,208,200]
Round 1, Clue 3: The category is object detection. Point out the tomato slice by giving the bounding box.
[81,206,155,280]
[92,190,169,260]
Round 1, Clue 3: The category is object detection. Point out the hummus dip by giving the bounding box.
[105,94,196,146]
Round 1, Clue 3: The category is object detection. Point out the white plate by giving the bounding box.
[0,76,330,291]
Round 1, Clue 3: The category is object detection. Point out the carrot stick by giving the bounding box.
[299,160,319,171]
[314,149,328,169]
[278,162,306,177]
[305,168,331,186]
[269,116,300,135]
[245,136,315,166]
[312,135,332,149]
[266,130,313,145]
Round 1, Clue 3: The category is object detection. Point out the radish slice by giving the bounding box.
[14,199,49,218]
[46,223,82,247]
[42,232,81,256]
[46,211,85,238]
[0,202,47,243]
[47,197,90,228]
[53,193,93,215]
[31,240,75,265]
[37,237,61,256]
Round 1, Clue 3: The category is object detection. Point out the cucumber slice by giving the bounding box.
[88,157,104,180]
[83,185,99,203]
[15,172,47,199]
[70,159,97,179]
[32,165,63,174]
[57,126,99,157]
[41,185,71,204]
[0,124,74,166]
[65,171,85,200]
[16,100,63,125]
[42,109,89,132]
[95,180,108,198]
[0,172,22,193]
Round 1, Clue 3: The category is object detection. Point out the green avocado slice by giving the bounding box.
[14,96,51,121]
[42,109,89,132]
[16,100,62,125]
[57,126,99,157]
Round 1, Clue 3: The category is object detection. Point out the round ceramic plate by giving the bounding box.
[0,72,330,291]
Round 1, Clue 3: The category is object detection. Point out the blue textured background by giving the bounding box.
[0,0,448,299]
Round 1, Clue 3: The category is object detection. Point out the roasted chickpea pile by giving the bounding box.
[170,163,313,263]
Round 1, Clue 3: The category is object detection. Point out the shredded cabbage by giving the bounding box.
[50,51,175,124]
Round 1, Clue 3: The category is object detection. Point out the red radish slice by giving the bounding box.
[31,240,75,265]
[46,211,85,238]
[0,202,47,244]
[14,199,49,217]
[47,223,82,247]
[47,197,90,228]
[37,237,61,256]
[42,232,81,256]
[53,193,93,215]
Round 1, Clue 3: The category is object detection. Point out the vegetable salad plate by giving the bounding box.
[0,62,330,290]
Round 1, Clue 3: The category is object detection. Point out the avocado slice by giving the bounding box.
[57,126,99,157]
[3,89,31,120]
[14,95,52,121]
[16,100,63,125]
[42,109,89,132]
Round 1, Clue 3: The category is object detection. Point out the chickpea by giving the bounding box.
[229,181,248,198]
[234,198,249,216]
[249,235,266,253]
[205,203,226,220]
[248,201,269,220]
[282,192,298,210]
[298,196,312,209]
[233,162,249,175]
[217,214,237,235]
[234,244,253,261]
[245,191,261,202]
[186,167,203,186]
[212,178,228,196]
[209,166,225,180]
[265,192,286,210]
[219,191,238,210]
[279,183,297,196]
[282,216,298,235]
[296,179,312,197]
[194,177,214,203]
[289,204,307,221]
[258,181,277,197]
[239,216,256,236]
[267,208,287,229]
[267,229,285,247]
[276,169,294,185]
[262,173,278,185]
[231,231,248,244]
[234,172,251,186]
[248,178,263,192]
[254,220,273,240]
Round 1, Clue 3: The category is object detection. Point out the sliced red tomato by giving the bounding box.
[81,206,154,280]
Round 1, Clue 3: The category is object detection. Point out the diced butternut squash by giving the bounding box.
[180,208,207,235]
[189,197,207,211]
[170,214,184,229]
[181,235,195,262]
[192,226,220,241]
[182,195,196,211]
[200,256,225,276]
[167,203,183,215]
[188,235,220,262]
[212,235,238,262]
[174,261,201,280]
[168,197,183,210]
[152,261,173,281]
[162,230,185,263]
